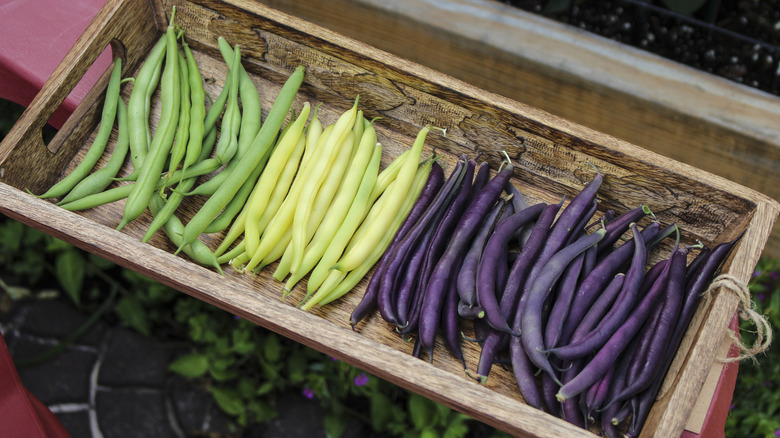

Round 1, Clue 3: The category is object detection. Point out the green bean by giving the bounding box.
[127,37,166,172]
[57,94,129,205]
[215,44,242,163]
[217,240,245,265]
[176,65,305,253]
[142,125,218,242]
[332,126,429,272]
[179,74,237,197]
[59,128,218,212]
[218,37,262,157]
[148,192,223,274]
[179,43,206,179]
[37,58,123,199]
[167,49,191,175]
[117,11,181,231]
[202,135,274,234]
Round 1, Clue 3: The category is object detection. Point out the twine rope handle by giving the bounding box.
[704,274,772,363]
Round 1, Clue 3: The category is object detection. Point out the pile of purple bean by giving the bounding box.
[349,155,740,437]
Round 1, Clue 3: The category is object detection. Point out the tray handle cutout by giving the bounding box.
[0,0,161,195]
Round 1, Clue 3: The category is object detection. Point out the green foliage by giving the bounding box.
[726,257,780,438]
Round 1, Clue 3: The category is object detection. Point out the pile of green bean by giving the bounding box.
[35,6,433,308]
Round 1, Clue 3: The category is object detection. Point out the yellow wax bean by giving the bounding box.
[332,126,430,272]
[243,103,310,257]
[300,143,382,295]
[240,116,336,273]
[285,124,379,292]
[274,133,355,282]
[214,116,301,257]
[217,240,245,265]
[290,133,355,273]
[289,100,358,274]
[302,160,431,309]
[300,103,323,169]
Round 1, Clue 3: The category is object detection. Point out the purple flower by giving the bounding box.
[331,356,339,361]
[302,387,315,399]
[353,373,369,387]
[771,271,779,280]
[775,429,780,438]
[730,403,735,410]
[753,270,762,278]
[758,293,766,301]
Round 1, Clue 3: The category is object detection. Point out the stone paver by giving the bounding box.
[2,294,334,438]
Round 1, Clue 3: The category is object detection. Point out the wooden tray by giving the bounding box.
[0,0,777,436]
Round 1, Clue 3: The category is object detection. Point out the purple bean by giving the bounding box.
[349,160,445,328]
[457,198,507,309]
[606,247,685,407]
[564,199,599,246]
[596,205,650,255]
[627,233,742,437]
[376,158,466,326]
[558,222,661,343]
[552,223,649,360]
[544,251,585,349]
[394,225,437,326]
[556,243,674,402]
[535,173,603,269]
[475,202,561,383]
[470,160,491,200]
[442,267,466,369]
[418,163,514,359]
[521,228,606,383]
[477,202,546,333]
[510,331,545,410]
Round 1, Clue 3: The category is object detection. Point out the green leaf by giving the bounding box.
[324,412,347,438]
[247,399,277,422]
[115,295,150,335]
[255,381,275,396]
[55,249,84,305]
[370,392,394,431]
[169,352,209,378]
[409,393,436,430]
[209,363,239,381]
[443,414,471,438]
[287,350,308,384]
[263,334,282,362]
[210,386,245,416]
[0,220,23,252]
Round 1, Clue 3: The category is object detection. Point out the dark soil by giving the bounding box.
[500,0,780,96]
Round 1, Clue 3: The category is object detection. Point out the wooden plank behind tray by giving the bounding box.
[259,0,780,259]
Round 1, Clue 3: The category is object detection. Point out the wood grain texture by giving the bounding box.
[259,0,780,258]
[0,0,777,436]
